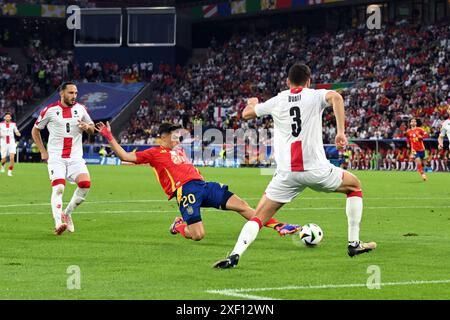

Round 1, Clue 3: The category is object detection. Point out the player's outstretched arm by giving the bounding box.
[95,121,137,163]
[31,127,48,162]
[14,127,21,137]
[326,91,347,149]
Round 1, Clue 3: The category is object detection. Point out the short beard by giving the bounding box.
[65,98,75,106]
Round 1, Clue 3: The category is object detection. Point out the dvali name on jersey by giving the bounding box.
[254,87,331,172]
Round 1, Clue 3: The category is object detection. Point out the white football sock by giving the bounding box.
[65,187,89,216]
[231,220,261,256]
[51,184,65,226]
[346,194,363,243]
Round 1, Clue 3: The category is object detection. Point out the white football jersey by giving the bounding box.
[34,101,93,161]
[255,87,331,172]
[440,119,450,146]
[0,121,18,146]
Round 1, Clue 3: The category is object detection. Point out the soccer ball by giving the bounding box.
[299,223,323,245]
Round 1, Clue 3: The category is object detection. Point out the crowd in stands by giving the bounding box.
[339,146,449,172]
[1,20,449,165]
[119,22,450,145]
[0,53,34,117]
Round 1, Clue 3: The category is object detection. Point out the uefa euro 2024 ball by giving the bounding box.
[299,223,323,245]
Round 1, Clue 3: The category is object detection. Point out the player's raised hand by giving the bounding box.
[95,121,113,141]
[335,133,347,150]
[77,120,90,131]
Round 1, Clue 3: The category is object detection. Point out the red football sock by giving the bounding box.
[8,165,13,171]
[417,163,424,174]
[264,217,280,228]
[175,223,187,238]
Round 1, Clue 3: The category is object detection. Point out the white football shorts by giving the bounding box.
[265,164,344,203]
[48,158,89,184]
[1,143,16,158]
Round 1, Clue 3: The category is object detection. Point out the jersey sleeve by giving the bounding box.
[254,96,277,117]
[34,107,51,129]
[316,89,331,110]
[81,106,94,124]
[135,148,155,165]
[13,124,19,134]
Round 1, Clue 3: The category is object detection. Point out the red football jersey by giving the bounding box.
[135,146,204,199]
[406,128,427,152]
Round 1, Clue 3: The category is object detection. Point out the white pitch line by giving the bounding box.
[0,197,447,208]
[206,291,279,300]
[0,205,449,216]
[206,279,450,300]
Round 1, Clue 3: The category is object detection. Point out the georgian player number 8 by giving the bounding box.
[66,123,71,133]
[290,106,302,137]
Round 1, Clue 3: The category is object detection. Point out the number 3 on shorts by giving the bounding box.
[181,194,196,207]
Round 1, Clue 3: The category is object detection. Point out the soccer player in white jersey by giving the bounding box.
[0,112,21,176]
[31,82,94,235]
[438,105,450,151]
[214,64,376,269]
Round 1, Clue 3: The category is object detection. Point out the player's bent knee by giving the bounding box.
[191,232,205,241]
[187,222,205,241]
[51,179,66,194]
[53,184,65,195]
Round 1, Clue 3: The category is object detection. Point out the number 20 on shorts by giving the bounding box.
[181,194,196,207]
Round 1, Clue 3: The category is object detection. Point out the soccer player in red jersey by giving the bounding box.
[405,118,429,181]
[95,121,300,241]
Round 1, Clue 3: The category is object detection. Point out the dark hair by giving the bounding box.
[59,81,77,91]
[4,112,12,117]
[410,118,421,126]
[288,63,311,86]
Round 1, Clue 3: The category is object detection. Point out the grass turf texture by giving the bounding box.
[0,163,449,299]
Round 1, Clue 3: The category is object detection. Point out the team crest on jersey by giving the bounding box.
[187,207,194,215]
[56,111,60,116]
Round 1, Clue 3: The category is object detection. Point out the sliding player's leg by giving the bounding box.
[224,193,300,236]
[170,181,207,241]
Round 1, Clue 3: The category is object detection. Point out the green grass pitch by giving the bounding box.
[0,163,449,299]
